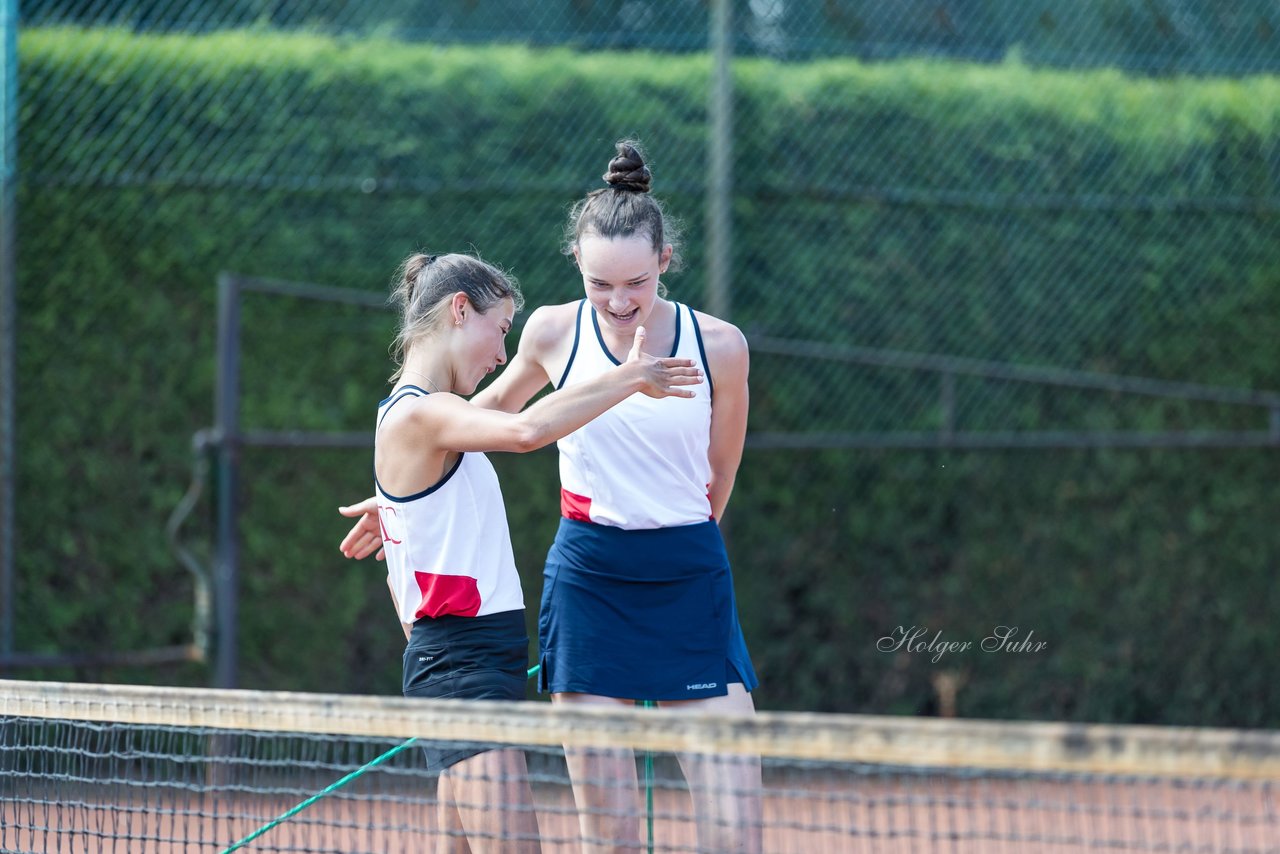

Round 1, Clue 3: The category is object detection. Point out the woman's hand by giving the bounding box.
[625,326,702,399]
[338,496,385,561]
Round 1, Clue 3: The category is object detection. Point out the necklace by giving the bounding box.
[401,369,445,393]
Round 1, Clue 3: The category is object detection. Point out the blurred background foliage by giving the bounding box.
[6,1,1279,726]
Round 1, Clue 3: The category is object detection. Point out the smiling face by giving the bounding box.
[574,233,672,334]
[453,295,515,395]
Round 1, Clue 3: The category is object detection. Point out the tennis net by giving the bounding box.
[2,678,1278,853]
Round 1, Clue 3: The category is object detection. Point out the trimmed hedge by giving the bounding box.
[13,26,1280,725]
[24,1,1280,72]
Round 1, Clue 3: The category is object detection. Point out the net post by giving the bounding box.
[641,699,656,854]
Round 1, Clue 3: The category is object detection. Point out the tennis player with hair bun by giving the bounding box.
[343,140,760,853]
[366,249,702,854]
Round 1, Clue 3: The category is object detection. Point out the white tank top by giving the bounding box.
[374,386,524,623]
[556,300,715,530]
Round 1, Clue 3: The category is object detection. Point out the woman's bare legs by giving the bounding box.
[661,684,763,854]
[435,771,471,854]
[552,692,642,853]
[437,748,542,854]
[554,686,762,853]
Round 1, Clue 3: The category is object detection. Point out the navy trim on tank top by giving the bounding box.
[672,302,683,357]
[375,386,466,502]
[555,301,586,390]
[375,453,465,503]
[590,301,682,367]
[689,308,714,400]
[377,385,428,427]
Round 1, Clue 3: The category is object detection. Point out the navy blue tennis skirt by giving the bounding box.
[402,608,529,772]
[538,518,758,701]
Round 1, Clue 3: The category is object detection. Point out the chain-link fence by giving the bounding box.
[22,0,1280,67]
[4,1,1279,723]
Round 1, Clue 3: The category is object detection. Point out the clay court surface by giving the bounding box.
[4,683,1278,853]
[4,771,1276,853]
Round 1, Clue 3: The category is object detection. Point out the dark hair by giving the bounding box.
[388,252,523,381]
[562,139,683,272]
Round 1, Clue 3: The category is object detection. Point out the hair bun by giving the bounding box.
[603,141,651,193]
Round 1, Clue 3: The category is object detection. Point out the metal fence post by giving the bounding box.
[707,0,733,321]
[214,273,241,688]
[0,0,18,665]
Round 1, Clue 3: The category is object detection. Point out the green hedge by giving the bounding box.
[27,1,1280,72]
[13,26,1280,726]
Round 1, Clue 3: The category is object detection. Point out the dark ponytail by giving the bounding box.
[388,251,523,381]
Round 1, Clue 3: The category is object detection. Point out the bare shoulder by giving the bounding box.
[381,389,454,437]
[520,301,581,359]
[691,310,749,373]
[375,390,436,455]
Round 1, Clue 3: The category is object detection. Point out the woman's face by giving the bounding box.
[574,233,671,334]
[454,295,514,395]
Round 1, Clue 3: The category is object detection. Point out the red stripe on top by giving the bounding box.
[413,572,481,619]
[560,488,593,522]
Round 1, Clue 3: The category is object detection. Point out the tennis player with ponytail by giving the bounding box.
[343,142,760,853]
[369,249,701,853]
